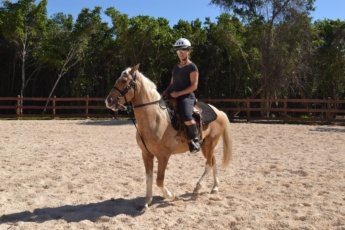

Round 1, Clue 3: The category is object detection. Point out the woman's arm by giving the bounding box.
[170,71,198,98]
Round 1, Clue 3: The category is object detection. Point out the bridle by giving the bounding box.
[111,72,137,111]
[111,72,161,112]
[110,70,163,155]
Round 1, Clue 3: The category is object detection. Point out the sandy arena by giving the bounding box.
[0,120,344,229]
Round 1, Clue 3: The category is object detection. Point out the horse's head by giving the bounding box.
[105,64,140,111]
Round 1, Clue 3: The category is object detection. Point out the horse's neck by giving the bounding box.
[131,80,167,131]
[131,93,153,108]
[132,91,159,119]
[131,83,156,108]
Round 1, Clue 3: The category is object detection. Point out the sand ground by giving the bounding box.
[0,120,344,230]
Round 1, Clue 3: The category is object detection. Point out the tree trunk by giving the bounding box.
[20,48,26,115]
[43,72,64,114]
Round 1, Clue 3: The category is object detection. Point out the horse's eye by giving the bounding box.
[121,79,127,84]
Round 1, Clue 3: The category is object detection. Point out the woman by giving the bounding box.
[163,38,200,153]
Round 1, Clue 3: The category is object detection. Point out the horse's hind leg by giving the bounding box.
[193,163,212,194]
[210,156,219,194]
[193,139,219,195]
[193,156,219,195]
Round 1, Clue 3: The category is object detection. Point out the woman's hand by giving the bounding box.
[170,91,179,98]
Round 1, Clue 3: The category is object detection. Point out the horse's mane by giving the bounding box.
[123,67,161,101]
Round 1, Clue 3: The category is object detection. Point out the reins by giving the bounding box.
[133,99,162,109]
[126,100,162,156]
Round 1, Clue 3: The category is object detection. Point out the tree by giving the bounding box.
[106,7,174,86]
[312,19,345,101]
[75,8,114,97]
[0,13,15,97]
[0,0,47,113]
[40,7,104,112]
[197,14,248,98]
[210,0,315,116]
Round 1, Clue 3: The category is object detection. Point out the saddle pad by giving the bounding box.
[197,101,217,125]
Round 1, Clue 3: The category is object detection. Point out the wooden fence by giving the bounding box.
[0,96,344,123]
[202,97,345,123]
[0,96,115,119]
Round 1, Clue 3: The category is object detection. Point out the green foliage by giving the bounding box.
[0,0,47,103]
[1,0,47,46]
[312,19,345,100]
[0,0,344,109]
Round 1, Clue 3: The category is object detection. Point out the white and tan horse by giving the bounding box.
[105,64,233,210]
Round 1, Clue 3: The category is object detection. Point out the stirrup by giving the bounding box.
[189,140,200,153]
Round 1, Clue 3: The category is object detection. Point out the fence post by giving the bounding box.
[246,97,250,122]
[52,96,56,119]
[283,96,287,120]
[16,95,20,120]
[326,97,332,122]
[86,95,89,118]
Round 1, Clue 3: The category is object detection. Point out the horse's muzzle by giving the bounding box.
[105,97,117,111]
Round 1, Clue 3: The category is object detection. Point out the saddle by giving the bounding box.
[161,98,218,142]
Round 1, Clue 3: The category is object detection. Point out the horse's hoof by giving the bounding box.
[193,185,201,193]
[137,204,149,213]
[172,196,181,201]
[211,190,218,195]
[191,192,199,200]
[163,191,175,201]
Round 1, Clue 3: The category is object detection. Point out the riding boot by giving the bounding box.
[185,124,201,153]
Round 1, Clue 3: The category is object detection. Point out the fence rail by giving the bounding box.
[0,96,116,119]
[0,96,344,123]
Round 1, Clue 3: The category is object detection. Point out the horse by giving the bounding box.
[105,64,233,210]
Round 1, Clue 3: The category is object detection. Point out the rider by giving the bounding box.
[163,38,201,153]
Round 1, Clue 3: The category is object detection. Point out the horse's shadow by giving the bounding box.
[0,197,160,224]
[310,126,345,133]
[78,119,133,126]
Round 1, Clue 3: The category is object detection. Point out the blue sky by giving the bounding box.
[2,0,345,26]
[44,0,345,26]
[44,0,223,26]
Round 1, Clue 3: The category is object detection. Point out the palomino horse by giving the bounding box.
[105,64,233,210]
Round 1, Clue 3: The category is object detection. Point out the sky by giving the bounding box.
[2,0,345,26]
[44,0,223,26]
[44,0,345,26]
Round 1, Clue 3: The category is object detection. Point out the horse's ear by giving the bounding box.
[130,63,140,76]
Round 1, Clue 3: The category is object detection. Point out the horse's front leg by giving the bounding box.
[157,155,175,201]
[142,152,154,209]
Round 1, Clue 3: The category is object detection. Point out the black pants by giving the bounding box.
[177,93,196,121]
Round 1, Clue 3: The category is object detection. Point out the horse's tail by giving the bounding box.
[221,112,233,168]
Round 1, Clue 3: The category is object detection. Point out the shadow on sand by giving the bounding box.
[78,119,134,126]
[0,196,160,224]
[310,126,345,133]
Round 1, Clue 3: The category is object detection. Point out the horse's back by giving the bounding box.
[208,104,230,125]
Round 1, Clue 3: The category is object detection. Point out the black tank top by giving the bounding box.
[170,63,198,92]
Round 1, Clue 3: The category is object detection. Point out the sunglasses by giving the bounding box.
[176,48,189,54]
